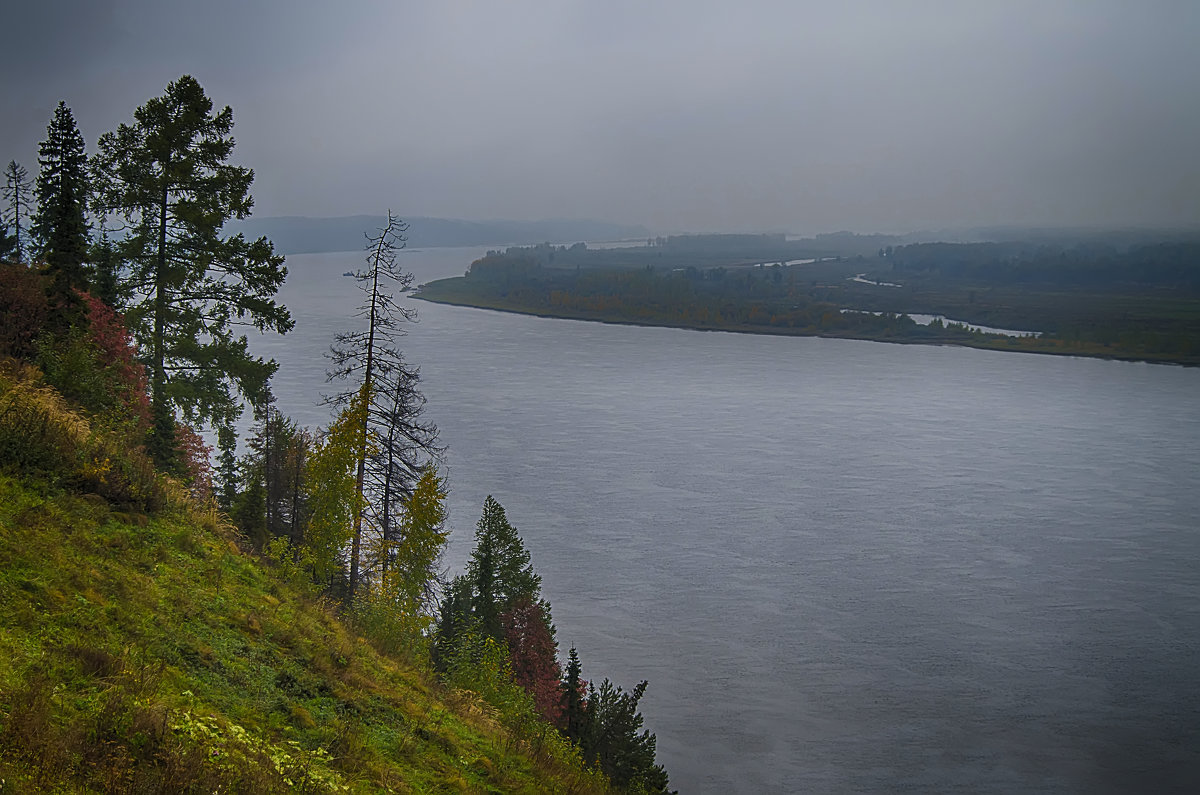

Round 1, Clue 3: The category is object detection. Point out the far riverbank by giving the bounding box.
[412,285,1199,367]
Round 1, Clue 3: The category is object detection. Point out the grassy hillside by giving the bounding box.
[0,365,604,793]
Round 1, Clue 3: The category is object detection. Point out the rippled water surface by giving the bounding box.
[256,249,1200,793]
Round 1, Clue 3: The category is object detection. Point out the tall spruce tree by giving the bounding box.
[91,75,292,467]
[465,496,541,639]
[433,496,543,668]
[562,646,587,742]
[2,161,32,263]
[33,101,91,326]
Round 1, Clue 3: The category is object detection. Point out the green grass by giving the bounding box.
[0,471,604,793]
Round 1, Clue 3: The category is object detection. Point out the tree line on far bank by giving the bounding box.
[1,75,671,793]
[415,240,1200,364]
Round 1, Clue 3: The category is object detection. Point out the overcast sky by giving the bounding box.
[3,1,1197,234]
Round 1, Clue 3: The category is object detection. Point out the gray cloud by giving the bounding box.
[3,0,1197,233]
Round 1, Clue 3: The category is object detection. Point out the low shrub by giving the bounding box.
[0,263,49,360]
[0,361,163,510]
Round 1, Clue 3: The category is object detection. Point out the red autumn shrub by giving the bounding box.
[0,263,49,359]
[175,424,213,501]
[80,293,151,433]
[501,597,564,726]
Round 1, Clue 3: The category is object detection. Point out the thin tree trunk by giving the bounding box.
[264,408,273,536]
[149,174,171,464]
[155,178,168,397]
[291,442,302,546]
[348,222,388,599]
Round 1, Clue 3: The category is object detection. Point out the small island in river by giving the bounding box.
[414,233,1200,366]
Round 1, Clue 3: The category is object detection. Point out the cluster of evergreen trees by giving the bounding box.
[4,75,672,791]
[434,497,671,793]
[2,77,291,472]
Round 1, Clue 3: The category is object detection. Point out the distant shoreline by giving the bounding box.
[411,290,1195,367]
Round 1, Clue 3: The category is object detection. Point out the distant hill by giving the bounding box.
[229,215,651,254]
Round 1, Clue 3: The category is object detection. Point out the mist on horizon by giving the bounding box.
[3,1,1198,235]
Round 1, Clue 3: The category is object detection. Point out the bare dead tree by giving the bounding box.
[3,161,33,263]
[326,211,441,600]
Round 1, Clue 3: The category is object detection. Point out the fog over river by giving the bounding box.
[252,247,1200,793]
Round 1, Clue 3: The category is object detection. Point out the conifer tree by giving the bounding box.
[434,496,542,669]
[466,496,541,639]
[88,232,121,308]
[215,424,239,513]
[33,101,91,325]
[432,574,476,671]
[582,679,670,793]
[91,75,292,467]
[262,408,311,545]
[562,646,587,741]
[2,161,32,263]
[326,211,439,600]
[370,363,439,568]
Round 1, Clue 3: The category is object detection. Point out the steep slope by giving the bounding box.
[0,368,604,793]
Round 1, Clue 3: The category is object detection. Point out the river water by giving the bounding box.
[254,248,1200,793]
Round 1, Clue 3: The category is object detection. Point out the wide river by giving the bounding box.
[254,247,1200,793]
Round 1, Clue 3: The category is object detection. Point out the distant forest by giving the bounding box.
[416,234,1200,365]
[229,215,650,254]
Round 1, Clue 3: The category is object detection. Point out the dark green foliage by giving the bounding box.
[88,233,122,308]
[33,101,91,329]
[887,240,1200,289]
[464,234,848,274]
[563,646,587,742]
[230,430,267,548]
[35,329,116,414]
[432,574,476,672]
[581,680,671,794]
[229,406,312,550]
[465,495,541,640]
[433,499,560,722]
[434,499,672,788]
[215,424,238,512]
[230,462,266,547]
[91,74,292,463]
[559,646,672,793]
[146,399,181,475]
[264,409,312,545]
[34,293,151,436]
